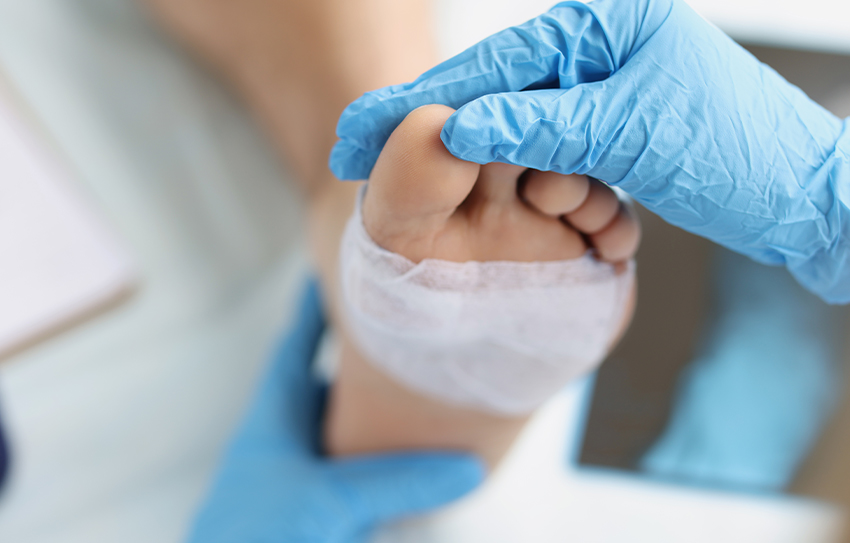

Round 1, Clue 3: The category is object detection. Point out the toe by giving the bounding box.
[363,104,481,252]
[468,162,528,204]
[520,171,590,217]
[563,179,621,235]
[588,203,641,263]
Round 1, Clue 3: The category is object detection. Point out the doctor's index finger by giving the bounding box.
[329,0,668,181]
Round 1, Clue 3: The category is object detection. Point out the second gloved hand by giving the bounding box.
[331,0,850,303]
[186,280,483,543]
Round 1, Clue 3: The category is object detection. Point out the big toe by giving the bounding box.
[363,104,480,258]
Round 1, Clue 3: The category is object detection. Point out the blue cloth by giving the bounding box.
[642,249,844,490]
[186,280,484,543]
[330,0,850,304]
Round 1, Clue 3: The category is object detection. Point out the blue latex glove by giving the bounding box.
[186,280,484,543]
[330,0,850,303]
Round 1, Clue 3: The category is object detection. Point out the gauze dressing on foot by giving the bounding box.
[340,188,635,415]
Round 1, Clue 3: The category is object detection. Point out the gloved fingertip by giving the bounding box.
[441,103,503,165]
[329,141,380,181]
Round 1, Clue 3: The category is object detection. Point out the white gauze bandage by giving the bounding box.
[340,188,635,416]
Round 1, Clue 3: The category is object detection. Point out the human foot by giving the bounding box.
[325,104,640,468]
[362,104,640,268]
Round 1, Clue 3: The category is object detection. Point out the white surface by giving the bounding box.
[0,87,134,358]
[377,379,845,543]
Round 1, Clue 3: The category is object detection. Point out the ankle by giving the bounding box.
[324,339,528,469]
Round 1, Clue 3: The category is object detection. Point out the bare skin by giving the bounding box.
[145,1,640,471]
[145,0,436,323]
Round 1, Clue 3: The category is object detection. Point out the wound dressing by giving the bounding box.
[340,187,635,415]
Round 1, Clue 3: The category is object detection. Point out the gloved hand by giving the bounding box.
[186,280,484,543]
[330,0,850,304]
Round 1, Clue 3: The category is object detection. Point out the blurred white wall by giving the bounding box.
[689,0,850,54]
[436,0,850,59]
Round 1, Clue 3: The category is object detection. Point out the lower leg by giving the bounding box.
[145,0,533,467]
[146,0,436,193]
[145,0,436,321]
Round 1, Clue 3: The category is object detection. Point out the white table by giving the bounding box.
[377,379,845,543]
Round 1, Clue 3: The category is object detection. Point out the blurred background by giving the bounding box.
[1,0,850,542]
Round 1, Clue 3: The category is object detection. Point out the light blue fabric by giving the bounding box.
[642,249,845,491]
[330,0,850,304]
[186,280,484,543]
